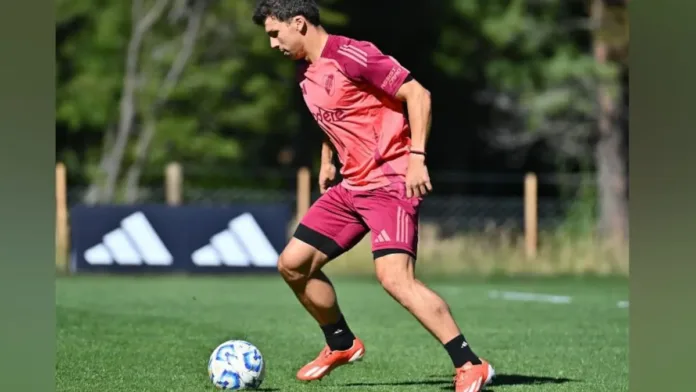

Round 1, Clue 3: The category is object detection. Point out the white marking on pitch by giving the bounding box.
[488,290,573,304]
[616,301,629,308]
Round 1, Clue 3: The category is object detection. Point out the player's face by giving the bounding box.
[264,17,306,60]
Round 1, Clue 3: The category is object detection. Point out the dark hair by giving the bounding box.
[252,0,321,26]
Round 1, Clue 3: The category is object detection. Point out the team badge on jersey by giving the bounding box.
[323,73,335,96]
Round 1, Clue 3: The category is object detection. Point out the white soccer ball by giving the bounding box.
[208,340,265,390]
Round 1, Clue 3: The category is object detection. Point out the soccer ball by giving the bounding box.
[208,340,265,390]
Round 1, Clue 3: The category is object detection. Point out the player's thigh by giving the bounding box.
[373,251,416,294]
[290,186,368,269]
[353,182,421,262]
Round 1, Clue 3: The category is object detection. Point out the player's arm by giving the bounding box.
[338,41,431,154]
[395,78,433,197]
[395,78,432,155]
[318,136,338,193]
[321,136,334,165]
[338,41,433,197]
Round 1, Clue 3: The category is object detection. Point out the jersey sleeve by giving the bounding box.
[336,41,411,97]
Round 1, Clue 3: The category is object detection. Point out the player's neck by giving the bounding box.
[303,26,330,63]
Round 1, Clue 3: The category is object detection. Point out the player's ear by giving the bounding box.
[293,16,308,34]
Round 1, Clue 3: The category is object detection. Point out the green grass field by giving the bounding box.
[56,275,628,391]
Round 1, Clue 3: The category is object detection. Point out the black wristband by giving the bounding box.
[410,150,426,156]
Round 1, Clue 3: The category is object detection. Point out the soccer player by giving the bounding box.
[252,1,495,391]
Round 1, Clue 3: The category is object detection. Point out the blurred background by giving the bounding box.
[55,0,629,277]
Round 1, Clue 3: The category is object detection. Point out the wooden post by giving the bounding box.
[56,163,69,271]
[165,162,183,206]
[524,173,538,259]
[296,167,311,221]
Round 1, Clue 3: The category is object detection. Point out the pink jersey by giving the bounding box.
[298,34,412,191]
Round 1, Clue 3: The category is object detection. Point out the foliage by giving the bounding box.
[431,0,628,239]
[434,0,619,165]
[56,0,627,222]
[57,0,344,197]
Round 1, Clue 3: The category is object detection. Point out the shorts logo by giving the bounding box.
[322,73,335,96]
[374,229,391,243]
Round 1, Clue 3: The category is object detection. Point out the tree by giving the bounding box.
[57,0,322,201]
[434,0,628,240]
[588,0,628,241]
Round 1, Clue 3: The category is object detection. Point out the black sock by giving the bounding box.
[320,314,356,351]
[444,334,481,367]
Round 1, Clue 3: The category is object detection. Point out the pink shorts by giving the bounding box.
[293,182,421,260]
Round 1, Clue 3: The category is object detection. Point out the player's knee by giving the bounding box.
[277,240,327,284]
[277,252,306,283]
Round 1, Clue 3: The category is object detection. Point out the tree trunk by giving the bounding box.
[595,114,627,240]
[85,0,170,204]
[122,0,205,204]
[124,114,157,203]
[82,122,116,204]
[592,0,628,242]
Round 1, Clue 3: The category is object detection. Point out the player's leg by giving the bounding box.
[372,253,493,391]
[277,237,342,326]
[279,185,368,381]
[355,183,494,392]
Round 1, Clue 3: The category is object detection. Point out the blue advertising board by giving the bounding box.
[69,204,292,273]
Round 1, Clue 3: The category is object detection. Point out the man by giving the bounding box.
[252,1,494,391]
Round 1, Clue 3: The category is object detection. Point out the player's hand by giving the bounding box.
[405,155,432,198]
[319,163,337,194]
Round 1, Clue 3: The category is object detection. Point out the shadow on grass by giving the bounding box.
[340,373,576,389]
[480,374,576,390]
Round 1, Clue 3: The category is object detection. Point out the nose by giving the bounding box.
[270,37,279,50]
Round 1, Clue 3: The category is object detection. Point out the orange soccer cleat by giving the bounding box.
[296,338,365,381]
[453,359,495,392]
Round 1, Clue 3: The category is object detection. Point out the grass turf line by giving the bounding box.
[56,276,627,391]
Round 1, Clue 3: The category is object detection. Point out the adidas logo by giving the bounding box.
[83,212,174,266]
[191,213,279,267]
[374,229,391,243]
